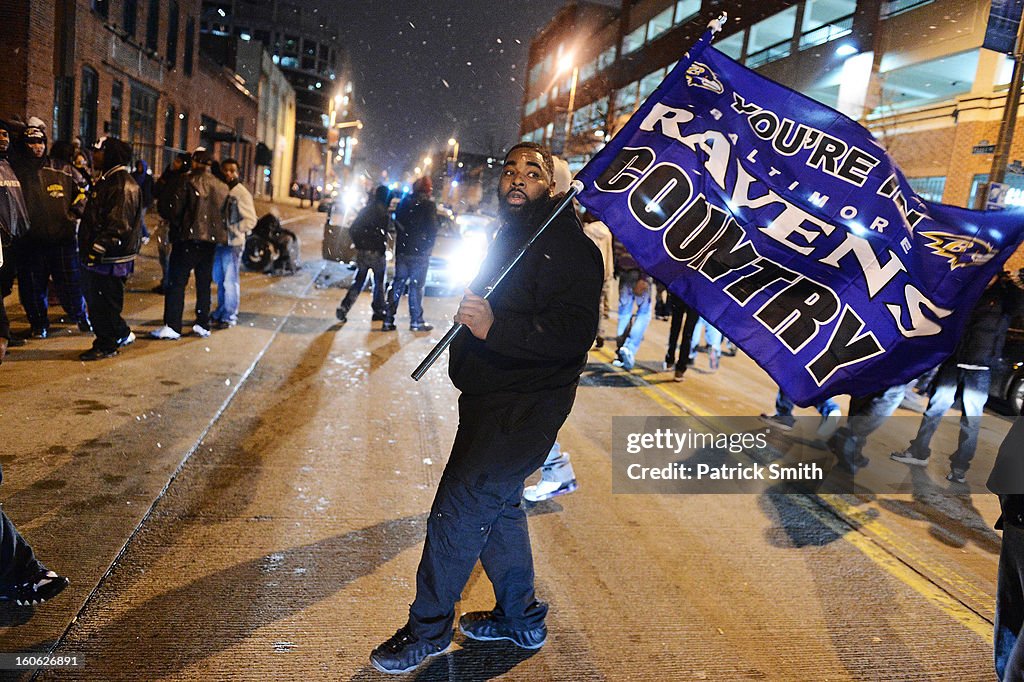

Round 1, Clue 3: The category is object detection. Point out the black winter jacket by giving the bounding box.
[13,156,86,243]
[167,168,230,244]
[0,159,29,246]
[349,201,391,252]
[449,196,604,395]
[955,276,1024,368]
[78,166,142,264]
[394,193,438,257]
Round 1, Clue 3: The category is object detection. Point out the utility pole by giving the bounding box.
[985,12,1024,208]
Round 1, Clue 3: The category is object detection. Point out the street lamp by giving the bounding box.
[447,138,459,165]
[558,52,579,156]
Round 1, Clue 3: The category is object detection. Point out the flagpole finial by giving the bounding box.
[708,12,728,34]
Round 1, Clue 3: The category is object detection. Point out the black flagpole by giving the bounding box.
[410,182,581,381]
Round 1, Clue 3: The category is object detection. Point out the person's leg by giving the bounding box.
[407,255,429,326]
[193,243,216,331]
[675,305,699,373]
[339,263,369,316]
[690,317,707,360]
[0,507,44,588]
[211,245,227,322]
[220,245,243,324]
[907,360,959,458]
[996,522,1024,681]
[52,239,89,326]
[15,242,50,332]
[616,280,635,339]
[951,368,993,474]
[705,324,723,370]
[84,271,117,352]
[163,241,197,333]
[369,252,387,318]
[776,391,796,418]
[385,258,411,325]
[622,284,651,357]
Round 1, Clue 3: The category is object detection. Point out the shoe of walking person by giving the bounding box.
[524,478,578,503]
[815,407,842,441]
[612,346,634,370]
[118,332,136,347]
[150,325,181,340]
[369,625,450,675]
[410,322,434,332]
[946,469,967,484]
[0,569,69,606]
[458,610,548,649]
[760,413,795,431]
[890,449,929,467]
[192,324,211,338]
[79,347,118,361]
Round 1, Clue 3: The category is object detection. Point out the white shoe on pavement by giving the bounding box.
[192,324,211,338]
[118,331,136,347]
[523,479,578,503]
[149,325,181,340]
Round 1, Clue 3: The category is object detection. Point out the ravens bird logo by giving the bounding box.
[920,231,997,270]
[685,63,724,94]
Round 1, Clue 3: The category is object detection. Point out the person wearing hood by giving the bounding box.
[10,124,89,338]
[0,120,30,355]
[211,157,256,328]
[77,137,142,361]
[382,176,438,331]
[132,159,155,241]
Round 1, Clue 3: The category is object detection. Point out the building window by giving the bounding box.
[110,80,123,138]
[79,67,99,146]
[746,5,798,68]
[874,49,979,114]
[597,45,616,71]
[129,83,158,166]
[179,111,189,151]
[613,81,639,118]
[639,68,666,101]
[647,7,674,43]
[92,0,109,19]
[122,0,137,37]
[882,0,935,19]
[907,176,946,203]
[622,24,646,55]
[799,0,855,50]
[163,105,175,149]
[167,1,179,66]
[674,0,701,25]
[145,0,160,51]
[716,30,745,60]
[184,16,195,76]
[53,76,75,143]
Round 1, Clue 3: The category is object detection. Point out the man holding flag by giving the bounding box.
[371,142,602,674]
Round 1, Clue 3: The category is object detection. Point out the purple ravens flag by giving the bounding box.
[574,29,1024,406]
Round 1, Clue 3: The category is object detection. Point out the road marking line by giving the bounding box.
[591,347,993,636]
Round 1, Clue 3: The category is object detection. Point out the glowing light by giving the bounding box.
[835,44,858,58]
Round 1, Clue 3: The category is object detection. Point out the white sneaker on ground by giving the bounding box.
[118,331,136,347]
[523,479,578,503]
[192,324,211,338]
[149,325,181,340]
[815,407,842,441]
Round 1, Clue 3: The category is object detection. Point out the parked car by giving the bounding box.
[990,319,1024,414]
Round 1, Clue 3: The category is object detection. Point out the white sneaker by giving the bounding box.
[523,479,578,503]
[149,325,181,340]
[118,331,136,347]
[192,324,211,338]
[815,407,842,440]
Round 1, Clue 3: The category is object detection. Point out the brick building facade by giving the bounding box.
[1,0,258,186]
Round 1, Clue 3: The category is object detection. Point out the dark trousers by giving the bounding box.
[666,294,698,373]
[84,269,130,352]
[408,385,577,645]
[339,249,386,316]
[386,254,430,325]
[164,240,216,333]
[997,522,1024,680]
[0,464,43,589]
[15,238,89,329]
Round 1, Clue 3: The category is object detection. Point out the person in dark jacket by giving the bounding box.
[77,137,142,361]
[370,142,603,675]
[152,153,190,294]
[150,148,229,340]
[11,124,90,337]
[336,185,392,323]
[382,176,438,331]
[891,271,1024,481]
[0,120,30,353]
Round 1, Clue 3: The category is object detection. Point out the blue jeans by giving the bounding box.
[776,391,840,417]
[212,244,243,324]
[387,254,430,325]
[616,273,652,357]
[690,317,722,367]
[906,359,991,471]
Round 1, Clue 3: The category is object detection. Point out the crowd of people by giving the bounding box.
[0,117,257,362]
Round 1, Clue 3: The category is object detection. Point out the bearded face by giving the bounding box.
[498,148,554,221]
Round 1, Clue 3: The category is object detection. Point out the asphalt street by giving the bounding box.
[0,200,1012,680]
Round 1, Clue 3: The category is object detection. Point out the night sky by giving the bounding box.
[332,0,618,179]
